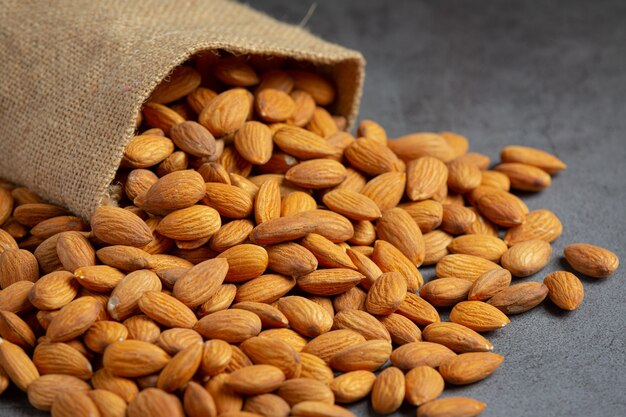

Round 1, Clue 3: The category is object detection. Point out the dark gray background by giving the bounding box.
[2,0,625,416]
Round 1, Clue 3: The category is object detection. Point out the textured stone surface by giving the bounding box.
[2,1,625,416]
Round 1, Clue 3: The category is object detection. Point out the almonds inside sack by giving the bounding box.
[0,51,620,417]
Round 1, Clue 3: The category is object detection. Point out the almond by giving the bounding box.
[357,119,387,144]
[194,309,261,343]
[183,381,217,417]
[240,336,301,379]
[218,244,268,283]
[297,210,354,243]
[0,280,34,313]
[396,293,440,326]
[200,339,232,377]
[251,216,316,245]
[504,209,562,246]
[330,370,375,403]
[448,234,508,262]
[321,190,381,221]
[399,200,443,233]
[91,368,139,403]
[500,145,566,174]
[328,340,392,372]
[302,329,366,363]
[420,278,472,307]
[291,401,355,417]
[74,265,125,292]
[500,239,552,277]
[156,205,221,240]
[127,388,184,417]
[365,271,407,315]
[227,364,286,395]
[122,133,175,168]
[173,257,228,307]
[300,233,356,270]
[95,245,151,271]
[157,342,203,392]
[256,89,296,122]
[215,58,259,86]
[235,274,296,303]
[150,66,202,104]
[564,243,619,278]
[209,219,254,252]
[138,291,197,329]
[488,282,549,314]
[447,158,482,193]
[333,310,391,342]
[84,321,129,353]
[345,138,404,175]
[46,296,100,342]
[439,352,504,385]
[108,270,162,321]
[33,342,93,380]
[435,254,502,282]
[370,366,404,414]
[377,207,425,266]
[422,230,453,266]
[277,296,333,338]
[422,322,493,353]
[199,88,251,137]
[480,170,511,191]
[476,189,527,227]
[266,243,318,277]
[298,268,362,296]
[170,120,216,158]
[0,248,39,289]
[450,301,510,331]
[289,90,317,127]
[285,159,347,189]
[360,172,406,211]
[103,340,170,377]
[281,191,317,217]
[404,365,444,406]
[134,170,206,215]
[206,373,244,415]
[307,106,338,138]
[390,341,456,370]
[440,204,477,235]
[0,310,36,349]
[372,240,423,291]
[406,156,448,201]
[417,396,487,417]
[91,206,152,247]
[543,271,584,310]
[87,389,128,417]
[27,374,90,411]
[494,162,551,191]
[123,315,161,343]
[468,269,512,301]
[274,126,336,160]
[388,133,455,162]
[234,121,274,165]
[0,338,40,390]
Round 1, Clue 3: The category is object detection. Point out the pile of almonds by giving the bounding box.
[0,52,620,417]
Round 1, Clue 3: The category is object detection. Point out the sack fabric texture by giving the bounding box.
[0,0,365,219]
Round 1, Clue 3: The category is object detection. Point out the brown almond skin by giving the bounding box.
[329,340,392,372]
[0,339,40,390]
[405,365,444,406]
[448,234,508,262]
[396,292,440,326]
[276,377,334,406]
[370,366,404,414]
[157,342,203,392]
[488,282,549,314]
[240,336,301,379]
[103,340,171,378]
[266,243,318,277]
[504,209,563,246]
[476,189,528,227]
[127,388,184,417]
[440,352,504,385]
[87,389,128,417]
[302,329,366,363]
[226,364,286,395]
[501,239,552,277]
[564,243,619,278]
[500,145,566,174]
[333,310,391,342]
[543,271,584,310]
[420,278,472,307]
[170,120,216,158]
[277,296,333,338]
[390,341,456,370]
[194,309,262,343]
[46,296,101,342]
[173,257,228,308]
[184,382,217,417]
[417,396,487,417]
[330,371,376,403]
[422,322,493,353]
[468,269,512,301]
[365,271,407,315]
[299,352,334,384]
[134,170,206,215]
[450,301,510,332]
[138,291,197,329]
[91,206,153,247]
[27,374,90,411]
[435,254,502,282]
[33,342,93,380]
[376,207,425,266]
[0,249,40,289]
[50,390,100,417]
[494,162,551,191]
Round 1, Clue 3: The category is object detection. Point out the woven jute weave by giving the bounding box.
[0,0,365,219]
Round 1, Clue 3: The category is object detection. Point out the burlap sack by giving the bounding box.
[0,0,365,219]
